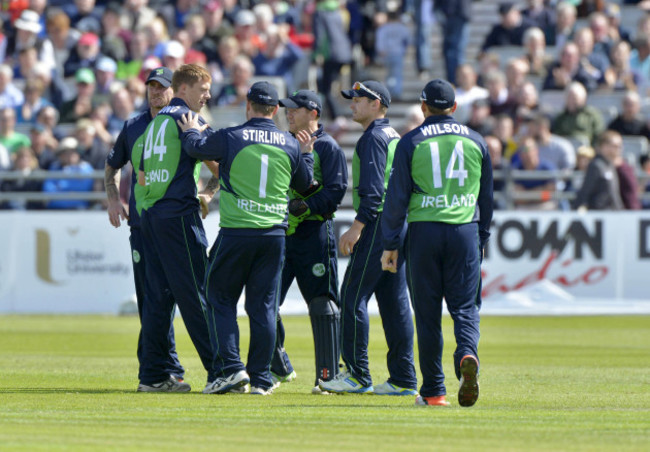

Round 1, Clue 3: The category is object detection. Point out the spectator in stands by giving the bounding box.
[511,136,558,210]
[124,0,157,32]
[514,80,542,124]
[574,26,609,86]
[576,144,595,171]
[615,153,642,210]
[313,0,352,121]
[552,82,605,146]
[604,3,632,44]
[173,30,208,68]
[398,104,424,136]
[374,7,411,99]
[485,69,517,117]
[604,40,642,91]
[59,68,97,124]
[485,134,507,209]
[6,9,56,75]
[75,117,111,171]
[204,0,234,45]
[184,13,219,65]
[0,64,25,109]
[116,30,150,81]
[521,0,556,44]
[29,123,58,170]
[161,40,186,72]
[107,87,136,139]
[572,130,625,210]
[0,107,31,155]
[14,46,39,81]
[46,9,80,78]
[522,112,576,171]
[63,32,103,78]
[505,58,530,101]
[64,0,102,34]
[494,113,518,160]
[0,146,43,210]
[467,98,495,137]
[454,63,489,125]
[94,56,118,105]
[125,76,147,112]
[475,51,501,87]
[522,26,552,77]
[253,2,277,42]
[589,11,616,63]
[630,33,650,92]
[252,23,304,94]
[143,16,171,62]
[233,9,264,58]
[43,136,95,210]
[16,77,53,125]
[542,41,600,92]
[214,55,254,107]
[607,90,650,138]
[211,36,241,92]
[481,2,529,52]
[551,1,577,48]
[100,3,130,63]
[433,0,471,85]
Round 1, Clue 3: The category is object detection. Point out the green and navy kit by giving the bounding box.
[138,98,208,219]
[181,117,313,235]
[106,109,155,228]
[382,114,493,250]
[352,117,399,225]
[291,124,348,220]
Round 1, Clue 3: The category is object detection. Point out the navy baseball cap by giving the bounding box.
[247,81,279,106]
[420,79,456,110]
[341,80,391,107]
[146,67,173,88]
[279,90,322,116]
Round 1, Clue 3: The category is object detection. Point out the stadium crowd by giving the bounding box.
[0,0,649,210]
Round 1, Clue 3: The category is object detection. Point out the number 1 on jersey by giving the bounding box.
[429,140,468,188]
[259,154,269,198]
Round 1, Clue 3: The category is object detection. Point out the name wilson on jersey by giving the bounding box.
[420,123,470,137]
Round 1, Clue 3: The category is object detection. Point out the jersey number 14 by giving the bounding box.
[430,140,468,188]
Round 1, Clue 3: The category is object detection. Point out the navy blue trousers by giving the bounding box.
[205,233,285,390]
[405,222,482,398]
[340,214,417,389]
[140,210,215,384]
[273,219,339,378]
[129,227,183,380]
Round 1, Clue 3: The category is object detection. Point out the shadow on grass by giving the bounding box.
[0,388,147,394]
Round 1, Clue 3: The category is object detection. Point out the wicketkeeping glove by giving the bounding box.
[286,199,311,236]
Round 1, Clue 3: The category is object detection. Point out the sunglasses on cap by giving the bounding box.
[352,81,381,101]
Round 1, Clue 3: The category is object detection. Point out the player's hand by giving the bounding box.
[198,193,210,219]
[381,250,398,273]
[177,111,202,132]
[286,199,310,236]
[107,200,128,228]
[295,129,316,154]
[339,220,364,256]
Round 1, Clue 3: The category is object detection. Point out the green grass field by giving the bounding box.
[0,314,648,451]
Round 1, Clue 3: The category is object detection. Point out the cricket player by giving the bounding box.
[137,64,220,391]
[319,80,417,395]
[105,67,186,391]
[270,90,348,394]
[177,81,315,395]
[381,79,493,407]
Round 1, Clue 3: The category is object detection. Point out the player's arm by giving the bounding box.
[380,138,412,268]
[177,111,226,161]
[105,124,130,227]
[304,142,348,216]
[290,130,315,193]
[477,140,494,249]
[199,161,220,219]
[355,134,387,225]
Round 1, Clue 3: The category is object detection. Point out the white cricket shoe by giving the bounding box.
[311,385,332,395]
[137,375,191,393]
[373,381,418,396]
[271,370,297,386]
[203,370,250,394]
[318,371,373,394]
[250,386,273,395]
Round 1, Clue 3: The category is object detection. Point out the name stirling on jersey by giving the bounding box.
[382,126,400,139]
[421,123,470,137]
[237,198,286,214]
[421,193,477,209]
[243,129,286,145]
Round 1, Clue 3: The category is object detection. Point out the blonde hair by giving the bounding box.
[171,64,212,93]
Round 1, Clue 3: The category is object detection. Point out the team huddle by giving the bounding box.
[105,63,493,407]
